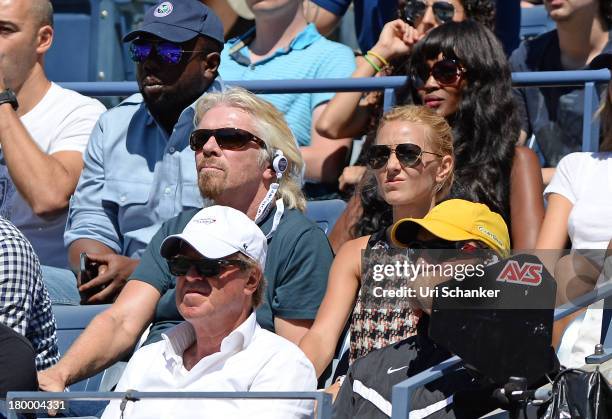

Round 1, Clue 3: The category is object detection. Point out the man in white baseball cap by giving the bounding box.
[160,205,267,269]
[101,205,316,419]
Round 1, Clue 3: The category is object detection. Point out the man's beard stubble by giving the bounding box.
[198,165,226,201]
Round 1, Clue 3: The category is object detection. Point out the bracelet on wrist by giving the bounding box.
[367,50,389,67]
[363,54,382,73]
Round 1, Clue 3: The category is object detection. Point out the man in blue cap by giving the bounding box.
[63,0,225,304]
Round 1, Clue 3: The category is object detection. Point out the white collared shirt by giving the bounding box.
[101,313,316,419]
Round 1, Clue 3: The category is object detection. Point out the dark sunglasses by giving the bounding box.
[407,240,485,263]
[130,40,205,65]
[367,143,442,169]
[167,256,247,277]
[189,128,267,152]
[412,58,466,89]
[404,0,455,26]
[408,239,480,251]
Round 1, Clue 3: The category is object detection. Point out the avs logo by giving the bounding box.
[496,260,543,286]
[154,2,173,17]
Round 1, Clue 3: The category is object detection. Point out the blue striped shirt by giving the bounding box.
[219,24,356,146]
[64,79,224,258]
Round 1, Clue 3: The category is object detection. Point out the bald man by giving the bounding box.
[0,1,105,276]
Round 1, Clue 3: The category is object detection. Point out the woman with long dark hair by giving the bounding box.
[408,19,516,221]
[332,20,544,250]
[316,0,495,190]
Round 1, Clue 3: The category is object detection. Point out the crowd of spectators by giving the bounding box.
[0,0,611,418]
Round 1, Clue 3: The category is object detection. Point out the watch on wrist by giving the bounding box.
[0,89,18,111]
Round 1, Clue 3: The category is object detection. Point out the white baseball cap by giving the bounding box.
[160,205,267,268]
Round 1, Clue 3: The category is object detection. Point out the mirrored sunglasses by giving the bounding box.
[129,40,203,65]
[367,143,442,169]
[404,0,455,26]
[189,128,267,152]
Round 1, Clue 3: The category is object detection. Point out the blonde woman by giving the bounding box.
[299,105,453,378]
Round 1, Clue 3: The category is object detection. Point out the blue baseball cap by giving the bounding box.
[123,1,224,45]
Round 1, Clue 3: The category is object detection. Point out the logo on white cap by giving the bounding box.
[154,1,174,17]
[194,217,216,225]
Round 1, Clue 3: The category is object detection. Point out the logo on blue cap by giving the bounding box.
[154,1,174,18]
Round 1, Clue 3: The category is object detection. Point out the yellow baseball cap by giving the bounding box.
[391,199,510,257]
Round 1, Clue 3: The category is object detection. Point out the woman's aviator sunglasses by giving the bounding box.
[367,143,442,169]
[189,128,267,152]
[130,40,205,65]
[411,58,466,89]
[404,0,455,26]
[167,256,247,277]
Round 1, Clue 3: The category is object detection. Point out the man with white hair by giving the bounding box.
[101,205,316,419]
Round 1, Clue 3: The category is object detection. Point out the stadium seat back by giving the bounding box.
[46,0,127,82]
[46,14,92,82]
[305,199,347,235]
[52,304,111,391]
[520,5,555,41]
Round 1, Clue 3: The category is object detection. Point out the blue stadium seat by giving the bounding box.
[52,304,111,391]
[46,0,130,82]
[520,5,555,41]
[46,13,93,82]
[305,199,347,235]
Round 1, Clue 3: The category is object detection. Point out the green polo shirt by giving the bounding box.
[130,206,333,345]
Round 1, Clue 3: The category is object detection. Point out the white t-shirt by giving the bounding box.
[544,151,612,367]
[101,313,317,419]
[0,83,105,268]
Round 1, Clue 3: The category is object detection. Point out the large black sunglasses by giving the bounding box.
[167,256,248,277]
[367,143,442,169]
[130,40,206,65]
[406,240,486,263]
[190,128,267,152]
[404,0,455,26]
[411,58,466,90]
